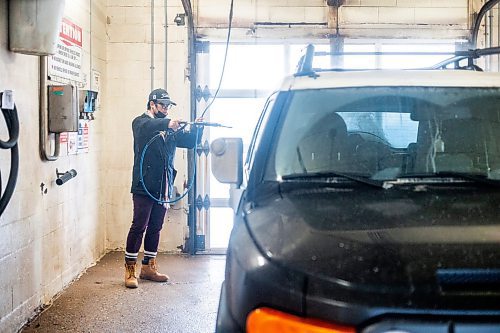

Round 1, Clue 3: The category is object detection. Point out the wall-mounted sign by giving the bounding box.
[77,119,89,153]
[48,17,83,83]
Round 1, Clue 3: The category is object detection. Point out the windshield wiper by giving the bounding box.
[281,171,388,189]
[396,171,500,187]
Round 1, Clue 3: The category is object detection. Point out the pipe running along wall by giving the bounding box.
[180,0,197,254]
[39,56,60,161]
[472,0,500,48]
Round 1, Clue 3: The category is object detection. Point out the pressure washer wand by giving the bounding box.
[178,121,232,128]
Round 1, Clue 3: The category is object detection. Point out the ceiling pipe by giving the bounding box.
[151,0,155,90]
[471,0,500,48]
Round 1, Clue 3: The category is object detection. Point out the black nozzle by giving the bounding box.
[56,169,77,186]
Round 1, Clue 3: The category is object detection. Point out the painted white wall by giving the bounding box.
[0,1,107,332]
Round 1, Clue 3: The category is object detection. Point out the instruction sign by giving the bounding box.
[48,17,83,83]
[77,119,89,153]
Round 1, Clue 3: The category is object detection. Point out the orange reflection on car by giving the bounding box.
[247,307,356,333]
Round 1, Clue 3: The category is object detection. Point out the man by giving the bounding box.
[125,88,202,288]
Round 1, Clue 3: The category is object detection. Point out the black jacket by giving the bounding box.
[130,113,202,201]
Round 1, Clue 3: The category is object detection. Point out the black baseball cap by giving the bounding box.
[148,88,177,106]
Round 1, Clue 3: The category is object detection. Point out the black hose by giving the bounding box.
[0,92,20,217]
[0,145,19,217]
[0,104,19,149]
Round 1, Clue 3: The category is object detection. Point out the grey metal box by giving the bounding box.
[48,85,78,133]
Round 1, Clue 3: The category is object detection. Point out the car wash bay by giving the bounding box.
[1,1,499,333]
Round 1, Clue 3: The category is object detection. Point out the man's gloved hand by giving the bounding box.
[168,119,182,130]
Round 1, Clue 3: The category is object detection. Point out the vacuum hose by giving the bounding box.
[0,92,20,217]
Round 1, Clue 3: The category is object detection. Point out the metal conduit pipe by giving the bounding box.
[39,55,60,161]
[164,0,168,90]
[151,0,155,90]
[471,0,500,48]
[180,0,197,254]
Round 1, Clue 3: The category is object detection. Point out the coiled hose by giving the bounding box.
[0,92,20,217]
[140,126,200,205]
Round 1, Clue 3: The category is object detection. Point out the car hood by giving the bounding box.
[245,183,500,296]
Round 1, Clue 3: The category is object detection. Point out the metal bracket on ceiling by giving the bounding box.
[326,0,344,7]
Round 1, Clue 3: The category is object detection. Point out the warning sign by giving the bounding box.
[59,132,68,143]
[48,17,83,83]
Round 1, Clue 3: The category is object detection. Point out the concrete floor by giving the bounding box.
[21,251,226,333]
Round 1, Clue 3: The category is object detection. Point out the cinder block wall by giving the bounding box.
[0,1,107,332]
[104,0,192,252]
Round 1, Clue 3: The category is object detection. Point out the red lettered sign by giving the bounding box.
[60,18,83,47]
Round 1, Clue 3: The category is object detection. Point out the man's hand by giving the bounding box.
[168,119,182,130]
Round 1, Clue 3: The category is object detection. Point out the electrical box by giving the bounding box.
[9,0,65,55]
[78,90,97,119]
[48,85,78,133]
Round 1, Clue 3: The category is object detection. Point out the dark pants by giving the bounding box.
[126,194,167,258]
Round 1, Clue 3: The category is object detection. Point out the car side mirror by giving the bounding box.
[210,137,243,187]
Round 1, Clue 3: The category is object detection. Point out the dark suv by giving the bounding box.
[210,52,500,333]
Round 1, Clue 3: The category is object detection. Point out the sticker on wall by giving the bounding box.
[59,132,68,156]
[91,70,101,110]
[68,132,78,155]
[48,17,83,83]
[77,119,89,153]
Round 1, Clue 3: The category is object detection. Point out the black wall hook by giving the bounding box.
[56,168,77,186]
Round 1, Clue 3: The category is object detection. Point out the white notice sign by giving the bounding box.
[48,17,83,83]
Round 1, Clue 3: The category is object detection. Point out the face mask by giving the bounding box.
[155,111,166,118]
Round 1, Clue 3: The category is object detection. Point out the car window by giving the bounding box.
[265,87,500,181]
[246,93,276,175]
[338,112,418,149]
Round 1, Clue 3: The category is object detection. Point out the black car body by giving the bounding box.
[211,69,500,333]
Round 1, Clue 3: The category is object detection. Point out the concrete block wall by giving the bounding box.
[105,1,193,252]
[0,0,107,332]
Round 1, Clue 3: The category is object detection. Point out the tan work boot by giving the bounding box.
[124,261,138,288]
[140,258,169,282]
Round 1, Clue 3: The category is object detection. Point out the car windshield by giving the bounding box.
[266,87,500,182]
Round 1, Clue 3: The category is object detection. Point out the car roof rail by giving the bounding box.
[294,44,500,75]
[431,46,500,70]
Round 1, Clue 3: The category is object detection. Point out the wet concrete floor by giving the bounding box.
[21,251,226,333]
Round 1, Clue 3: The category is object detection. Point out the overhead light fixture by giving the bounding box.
[174,13,186,26]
